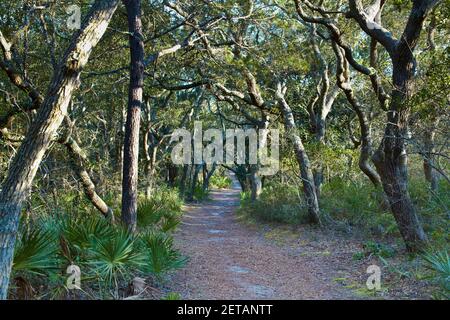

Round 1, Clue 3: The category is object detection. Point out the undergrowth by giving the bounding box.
[10,187,187,300]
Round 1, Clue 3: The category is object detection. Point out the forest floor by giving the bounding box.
[162,179,434,300]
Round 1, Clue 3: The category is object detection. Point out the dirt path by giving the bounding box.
[165,177,362,300]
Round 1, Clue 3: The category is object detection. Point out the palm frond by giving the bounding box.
[13,227,59,275]
[140,231,187,276]
[89,228,146,284]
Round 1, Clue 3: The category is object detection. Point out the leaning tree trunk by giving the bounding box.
[372,60,428,252]
[121,0,145,232]
[59,120,114,221]
[64,138,114,220]
[0,0,119,299]
[276,86,321,225]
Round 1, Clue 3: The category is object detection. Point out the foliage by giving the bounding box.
[57,214,116,263]
[9,208,185,299]
[137,187,183,232]
[163,292,181,300]
[320,178,397,236]
[1,0,449,301]
[422,250,450,299]
[13,224,60,276]
[140,231,187,277]
[88,228,146,286]
[210,175,232,189]
[352,241,397,261]
[238,183,309,224]
[192,185,210,201]
[407,175,450,247]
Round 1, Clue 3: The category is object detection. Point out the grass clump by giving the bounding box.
[352,240,397,261]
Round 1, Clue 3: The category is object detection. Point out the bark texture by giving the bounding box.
[121,0,145,232]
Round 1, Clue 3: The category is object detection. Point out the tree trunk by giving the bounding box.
[276,86,321,225]
[121,0,145,232]
[115,106,125,175]
[250,117,269,201]
[167,163,178,187]
[179,164,189,197]
[372,59,428,252]
[143,122,158,198]
[145,145,158,198]
[332,43,382,187]
[0,0,119,299]
[249,165,263,201]
[187,164,202,201]
[234,165,250,192]
[202,163,217,192]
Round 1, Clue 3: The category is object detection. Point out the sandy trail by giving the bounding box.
[166,178,357,299]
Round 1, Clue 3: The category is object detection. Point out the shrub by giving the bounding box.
[210,175,232,189]
[352,241,396,260]
[11,221,61,299]
[193,185,209,201]
[57,214,116,263]
[320,178,396,235]
[408,177,449,247]
[238,183,308,224]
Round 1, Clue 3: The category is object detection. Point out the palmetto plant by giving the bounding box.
[13,226,60,276]
[137,198,164,228]
[210,175,232,189]
[137,196,182,232]
[160,212,181,233]
[423,250,450,299]
[140,231,187,277]
[9,203,186,299]
[88,228,146,286]
[60,215,115,256]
